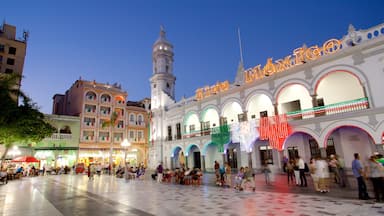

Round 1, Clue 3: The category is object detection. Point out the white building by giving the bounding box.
[148,23,384,177]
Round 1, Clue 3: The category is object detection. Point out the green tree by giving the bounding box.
[0,73,55,164]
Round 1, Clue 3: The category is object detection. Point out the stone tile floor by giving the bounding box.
[0,173,383,216]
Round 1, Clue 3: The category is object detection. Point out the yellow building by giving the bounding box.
[0,23,27,84]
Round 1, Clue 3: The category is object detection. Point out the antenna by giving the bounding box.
[238,28,244,64]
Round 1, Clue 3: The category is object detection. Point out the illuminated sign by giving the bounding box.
[195,81,229,101]
[245,39,342,83]
[259,114,291,150]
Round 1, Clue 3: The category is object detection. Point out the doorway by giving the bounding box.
[226,148,238,168]
[193,152,201,169]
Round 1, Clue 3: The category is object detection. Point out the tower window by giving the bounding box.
[153,84,156,88]
[8,47,16,55]
[166,83,170,88]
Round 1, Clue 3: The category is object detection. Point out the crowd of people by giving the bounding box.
[152,162,204,185]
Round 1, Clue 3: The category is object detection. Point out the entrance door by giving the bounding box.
[326,138,336,157]
[287,146,299,160]
[260,146,273,164]
[193,152,201,169]
[226,148,238,168]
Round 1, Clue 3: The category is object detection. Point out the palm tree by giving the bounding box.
[102,111,118,175]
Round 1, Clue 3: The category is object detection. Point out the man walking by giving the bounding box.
[352,153,369,200]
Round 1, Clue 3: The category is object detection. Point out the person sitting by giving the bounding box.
[0,169,7,184]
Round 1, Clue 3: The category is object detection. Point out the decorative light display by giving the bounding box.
[258,114,291,150]
[230,121,259,152]
[245,39,342,83]
[195,81,229,101]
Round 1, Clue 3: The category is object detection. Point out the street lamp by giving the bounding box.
[121,138,130,180]
[121,138,131,165]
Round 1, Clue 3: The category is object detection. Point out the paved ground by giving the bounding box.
[0,173,383,216]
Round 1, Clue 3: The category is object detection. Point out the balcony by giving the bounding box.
[83,122,95,128]
[44,133,72,141]
[83,136,94,142]
[166,98,370,142]
[98,136,110,142]
[286,97,369,120]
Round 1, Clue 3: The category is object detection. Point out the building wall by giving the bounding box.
[149,23,384,173]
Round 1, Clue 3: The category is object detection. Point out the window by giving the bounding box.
[260,111,268,118]
[189,125,195,132]
[5,68,13,74]
[137,131,143,140]
[166,83,170,88]
[167,126,172,141]
[129,130,135,139]
[129,114,135,122]
[238,113,247,122]
[8,47,16,55]
[138,115,143,123]
[153,84,156,88]
[309,138,321,158]
[0,55,3,62]
[7,58,15,65]
[176,123,181,139]
[0,44,4,53]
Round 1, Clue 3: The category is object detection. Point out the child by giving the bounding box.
[234,167,244,190]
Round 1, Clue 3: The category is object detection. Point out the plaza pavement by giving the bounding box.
[0,173,383,216]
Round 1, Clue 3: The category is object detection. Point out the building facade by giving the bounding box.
[148,23,384,178]
[0,23,27,84]
[53,80,150,167]
[33,114,80,168]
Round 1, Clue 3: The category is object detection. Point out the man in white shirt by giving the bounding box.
[298,156,307,187]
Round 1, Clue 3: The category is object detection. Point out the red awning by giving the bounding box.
[11,156,40,163]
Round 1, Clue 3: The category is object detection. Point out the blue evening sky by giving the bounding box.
[2,0,383,114]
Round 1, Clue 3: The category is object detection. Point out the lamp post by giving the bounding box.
[121,138,130,179]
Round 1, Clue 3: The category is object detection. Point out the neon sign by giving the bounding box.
[245,39,342,83]
[195,81,229,101]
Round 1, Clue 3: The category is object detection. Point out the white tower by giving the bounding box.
[149,26,176,169]
[150,26,176,109]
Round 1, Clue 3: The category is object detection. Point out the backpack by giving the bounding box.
[304,163,309,173]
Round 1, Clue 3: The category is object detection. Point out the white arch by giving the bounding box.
[245,93,274,119]
[273,78,311,101]
[320,119,378,147]
[200,106,220,128]
[221,98,243,124]
[315,70,365,105]
[275,84,312,116]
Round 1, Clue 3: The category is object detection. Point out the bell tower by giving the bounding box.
[150,26,176,109]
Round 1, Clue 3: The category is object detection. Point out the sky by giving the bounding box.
[2,0,384,114]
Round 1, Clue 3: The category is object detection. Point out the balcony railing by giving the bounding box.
[286,97,369,120]
[164,98,370,142]
[44,133,72,140]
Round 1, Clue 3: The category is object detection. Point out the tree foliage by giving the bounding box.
[0,73,56,160]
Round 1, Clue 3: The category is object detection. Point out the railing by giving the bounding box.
[286,97,369,120]
[45,133,72,140]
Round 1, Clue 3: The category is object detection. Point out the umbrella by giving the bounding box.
[11,156,40,163]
